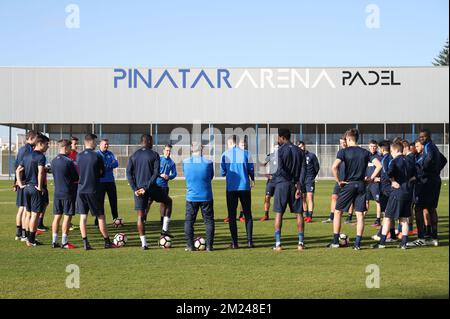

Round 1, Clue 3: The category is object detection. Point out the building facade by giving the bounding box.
[1,67,448,178]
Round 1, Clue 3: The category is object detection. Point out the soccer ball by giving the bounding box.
[159,235,172,249]
[113,218,124,228]
[113,233,127,247]
[194,237,206,251]
[45,163,52,173]
[339,233,349,247]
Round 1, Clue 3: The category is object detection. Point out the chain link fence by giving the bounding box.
[1,143,448,180]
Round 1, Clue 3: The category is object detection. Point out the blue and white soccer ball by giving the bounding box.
[194,237,206,251]
[113,233,127,247]
[339,233,349,247]
[159,235,172,249]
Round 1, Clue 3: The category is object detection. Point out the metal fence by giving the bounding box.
[1,144,449,180]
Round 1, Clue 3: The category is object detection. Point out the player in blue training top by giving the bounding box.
[76,134,116,250]
[127,134,172,250]
[96,138,120,226]
[50,139,79,249]
[221,135,255,248]
[272,128,306,251]
[148,144,177,237]
[372,141,416,249]
[330,128,382,250]
[183,142,215,251]
[15,134,49,247]
[14,130,38,241]
[297,141,320,223]
[364,140,382,227]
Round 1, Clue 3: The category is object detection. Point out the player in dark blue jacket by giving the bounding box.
[407,139,428,246]
[371,140,397,242]
[372,141,416,249]
[409,129,447,247]
[297,141,320,223]
[272,129,306,251]
[14,130,38,241]
[260,143,279,222]
[127,134,171,250]
[76,134,115,250]
[50,139,79,249]
[330,129,382,250]
[323,136,351,223]
[403,140,419,235]
[220,135,255,248]
[15,134,49,247]
[365,140,382,227]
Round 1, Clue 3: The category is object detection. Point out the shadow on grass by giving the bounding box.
[79,216,448,249]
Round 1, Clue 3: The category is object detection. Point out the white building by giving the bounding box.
[0,67,448,178]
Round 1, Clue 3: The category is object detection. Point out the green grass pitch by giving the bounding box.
[0,179,448,299]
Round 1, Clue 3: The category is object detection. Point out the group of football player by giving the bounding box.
[12,127,446,251]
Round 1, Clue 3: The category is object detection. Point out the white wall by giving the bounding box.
[0,67,448,124]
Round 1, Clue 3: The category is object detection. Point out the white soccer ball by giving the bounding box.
[159,235,172,249]
[113,233,127,247]
[194,237,206,251]
[113,218,124,228]
[339,233,349,247]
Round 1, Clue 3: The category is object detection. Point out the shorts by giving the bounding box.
[16,187,25,208]
[134,186,170,211]
[366,183,380,202]
[42,186,49,208]
[414,178,441,209]
[380,191,390,213]
[53,198,76,216]
[335,181,367,213]
[385,195,412,219]
[304,179,315,193]
[76,192,104,216]
[265,179,276,197]
[23,185,45,213]
[273,181,302,214]
[332,182,341,196]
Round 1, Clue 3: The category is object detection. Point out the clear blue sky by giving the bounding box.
[0,0,448,67]
[0,0,448,140]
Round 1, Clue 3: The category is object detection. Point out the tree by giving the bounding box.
[432,38,449,66]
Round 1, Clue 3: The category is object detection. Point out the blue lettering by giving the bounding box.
[179,69,190,88]
[191,70,214,88]
[113,68,126,88]
[133,69,152,88]
[217,69,231,88]
[154,70,179,88]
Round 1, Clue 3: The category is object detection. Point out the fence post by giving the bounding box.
[8,125,12,180]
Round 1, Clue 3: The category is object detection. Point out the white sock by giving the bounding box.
[62,234,68,245]
[162,216,171,232]
[140,235,147,247]
[52,233,58,243]
[275,241,281,247]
